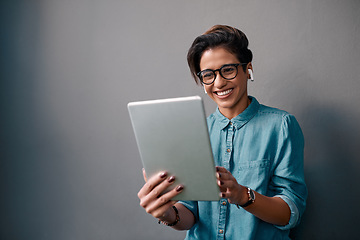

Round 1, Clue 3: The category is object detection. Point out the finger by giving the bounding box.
[139,175,177,208]
[146,185,184,214]
[148,176,176,199]
[219,186,234,199]
[215,166,231,179]
[221,183,245,203]
[216,166,228,173]
[148,200,177,219]
[217,169,238,184]
[142,168,147,182]
[220,192,227,198]
[138,171,167,198]
[216,171,232,181]
[220,179,238,189]
[218,185,227,193]
[217,179,227,191]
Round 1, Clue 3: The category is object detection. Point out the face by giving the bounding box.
[200,47,252,119]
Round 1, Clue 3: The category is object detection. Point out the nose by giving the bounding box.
[213,71,227,88]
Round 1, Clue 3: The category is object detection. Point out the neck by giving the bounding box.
[220,97,251,120]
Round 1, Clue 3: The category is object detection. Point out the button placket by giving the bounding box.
[224,124,234,170]
[217,199,227,239]
[216,124,235,239]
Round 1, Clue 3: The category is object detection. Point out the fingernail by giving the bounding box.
[176,185,184,192]
[159,172,167,178]
[168,176,175,183]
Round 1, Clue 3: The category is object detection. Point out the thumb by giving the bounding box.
[142,168,147,182]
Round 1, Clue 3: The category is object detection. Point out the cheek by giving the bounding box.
[204,85,211,93]
[233,77,247,89]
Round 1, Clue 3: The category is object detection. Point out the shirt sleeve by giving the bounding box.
[274,195,299,230]
[178,200,198,222]
[270,114,308,230]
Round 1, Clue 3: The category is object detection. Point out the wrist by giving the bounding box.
[158,206,180,226]
[236,187,255,208]
[235,185,248,205]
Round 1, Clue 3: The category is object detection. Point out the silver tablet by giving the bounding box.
[128,96,220,201]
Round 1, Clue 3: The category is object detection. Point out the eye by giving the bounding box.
[222,66,236,74]
[202,71,214,79]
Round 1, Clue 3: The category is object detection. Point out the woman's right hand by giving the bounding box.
[137,169,184,222]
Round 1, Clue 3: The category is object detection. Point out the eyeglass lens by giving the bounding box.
[200,65,238,84]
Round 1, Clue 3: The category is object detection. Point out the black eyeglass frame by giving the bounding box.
[197,63,248,85]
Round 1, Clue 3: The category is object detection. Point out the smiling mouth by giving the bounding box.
[215,88,233,96]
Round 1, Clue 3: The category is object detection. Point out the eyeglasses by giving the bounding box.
[197,63,247,85]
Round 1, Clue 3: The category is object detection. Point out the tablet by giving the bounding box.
[128,96,220,201]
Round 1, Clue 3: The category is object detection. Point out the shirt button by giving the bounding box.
[219,229,224,234]
[227,148,231,152]
[222,201,227,206]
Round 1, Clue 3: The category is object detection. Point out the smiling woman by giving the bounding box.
[199,47,251,119]
[136,25,307,240]
[188,25,254,119]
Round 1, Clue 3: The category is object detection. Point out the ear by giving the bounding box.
[247,63,254,81]
[248,69,254,80]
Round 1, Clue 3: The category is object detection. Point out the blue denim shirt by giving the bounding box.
[179,96,307,240]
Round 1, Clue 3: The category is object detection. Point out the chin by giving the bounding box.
[215,100,236,109]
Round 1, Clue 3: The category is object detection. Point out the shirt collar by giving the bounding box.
[214,96,260,130]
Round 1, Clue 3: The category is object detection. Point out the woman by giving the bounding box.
[137,25,307,239]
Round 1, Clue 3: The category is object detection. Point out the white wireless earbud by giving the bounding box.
[248,69,254,81]
[204,86,207,94]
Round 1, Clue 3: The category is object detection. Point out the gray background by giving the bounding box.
[1,0,359,239]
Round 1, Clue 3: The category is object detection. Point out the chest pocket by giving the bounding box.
[235,159,271,192]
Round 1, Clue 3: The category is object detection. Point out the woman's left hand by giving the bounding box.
[216,166,247,205]
[216,166,291,226]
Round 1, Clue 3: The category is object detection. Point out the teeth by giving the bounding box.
[217,89,232,96]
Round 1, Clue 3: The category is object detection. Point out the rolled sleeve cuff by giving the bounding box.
[274,195,299,230]
[178,201,198,221]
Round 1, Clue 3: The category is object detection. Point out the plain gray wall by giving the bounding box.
[1,0,360,239]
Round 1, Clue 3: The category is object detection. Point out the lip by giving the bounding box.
[214,88,234,99]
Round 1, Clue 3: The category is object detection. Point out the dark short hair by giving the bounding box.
[187,25,253,84]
